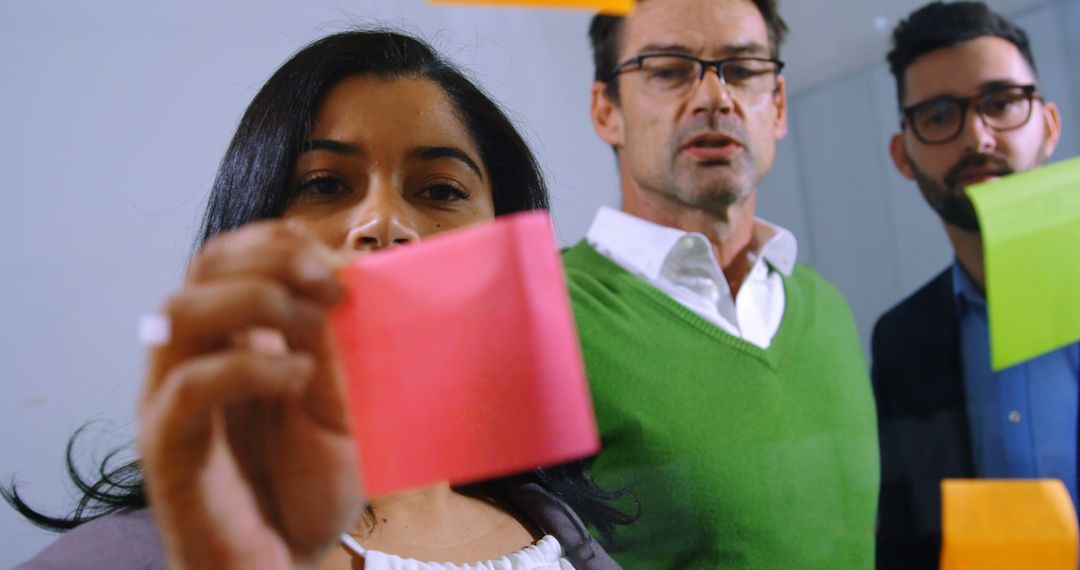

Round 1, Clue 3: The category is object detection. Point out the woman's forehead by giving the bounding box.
[308,75,480,157]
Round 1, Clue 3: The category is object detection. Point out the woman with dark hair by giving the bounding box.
[6,29,633,569]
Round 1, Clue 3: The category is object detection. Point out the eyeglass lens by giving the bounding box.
[911,86,1034,143]
[637,55,779,96]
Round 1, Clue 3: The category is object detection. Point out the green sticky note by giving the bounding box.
[966,156,1080,371]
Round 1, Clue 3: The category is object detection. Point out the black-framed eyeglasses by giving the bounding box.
[607,53,784,97]
[901,84,1042,144]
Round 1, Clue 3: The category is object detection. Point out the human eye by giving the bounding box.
[981,89,1026,118]
[417,180,471,203]
[919,101,956,126]
[642,56,696,87]
[723,60,771,83]
[295,172,350,199]
[724,64,757,83]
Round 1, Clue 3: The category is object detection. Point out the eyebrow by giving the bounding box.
[298,140,483,179]
[977,79,1030,93]
[300,139,362,156]
[723,42,770,57]
[636,41,770,58]
[637,42,695,56]
[911,80,1033,107]
[411,146,484,180]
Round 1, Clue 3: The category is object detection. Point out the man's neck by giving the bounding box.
[944,222,986,292]
[623,188,758,297]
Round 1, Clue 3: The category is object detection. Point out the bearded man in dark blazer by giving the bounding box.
[872,2,1076,569]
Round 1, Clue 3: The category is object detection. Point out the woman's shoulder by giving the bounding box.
[498,482,622,570]
[15,508,164,570]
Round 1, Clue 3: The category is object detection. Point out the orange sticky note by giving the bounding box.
[428,0,634,15]
[331,212,600,497]
[941,479,1079,570]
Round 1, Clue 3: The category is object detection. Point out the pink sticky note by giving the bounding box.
[331,211,600,497]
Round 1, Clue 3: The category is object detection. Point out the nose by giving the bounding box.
[344,185,421,252]
[689,64,735,115]
[959,108,997,154]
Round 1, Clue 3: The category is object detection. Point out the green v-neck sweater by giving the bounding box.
[563,241,878,569]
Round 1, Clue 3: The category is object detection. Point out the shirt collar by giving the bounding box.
[585,206,798,279]
[749,218,798,276]
[952,259,986,310]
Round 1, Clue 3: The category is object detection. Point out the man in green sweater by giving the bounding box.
[568,0,879,567]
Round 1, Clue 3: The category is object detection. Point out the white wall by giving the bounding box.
[2,0,1077,565]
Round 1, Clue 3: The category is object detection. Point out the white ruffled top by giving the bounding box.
[339,534,576,570]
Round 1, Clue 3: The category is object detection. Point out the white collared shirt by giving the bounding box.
[585,206,798,348]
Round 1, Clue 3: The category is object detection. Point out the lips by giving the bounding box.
[681,133,743,161]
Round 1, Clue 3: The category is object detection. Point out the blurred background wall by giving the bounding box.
[1,0,1076,564]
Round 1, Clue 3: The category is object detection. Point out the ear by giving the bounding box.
[772,75,788,140]
[591,81,624,148]
[1040,100,1063,161]
[889,132,916,181]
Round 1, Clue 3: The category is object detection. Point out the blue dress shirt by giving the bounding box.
[953,262,1079,512]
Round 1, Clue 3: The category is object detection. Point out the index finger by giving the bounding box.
[190,221,344,307]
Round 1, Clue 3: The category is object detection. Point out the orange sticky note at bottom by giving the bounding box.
[331,212,600,497]
[941,479,1078,570]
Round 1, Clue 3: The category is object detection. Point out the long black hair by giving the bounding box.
[4,29,634,548]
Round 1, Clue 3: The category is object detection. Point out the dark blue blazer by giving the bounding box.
[871,268,976,570]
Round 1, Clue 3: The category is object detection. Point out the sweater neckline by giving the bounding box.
[566,241,806,370]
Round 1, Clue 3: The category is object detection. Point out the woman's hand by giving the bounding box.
[138,221,363,570]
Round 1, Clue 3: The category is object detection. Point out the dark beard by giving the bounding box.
[911,153,1016,232]
[915,173,983,231]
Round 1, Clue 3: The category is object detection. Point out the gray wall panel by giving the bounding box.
[1017,3,1079,161]
[1056,0,1080,155]
[868,66,953,302]
[791,72,902,348]
[757,134,816,265]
